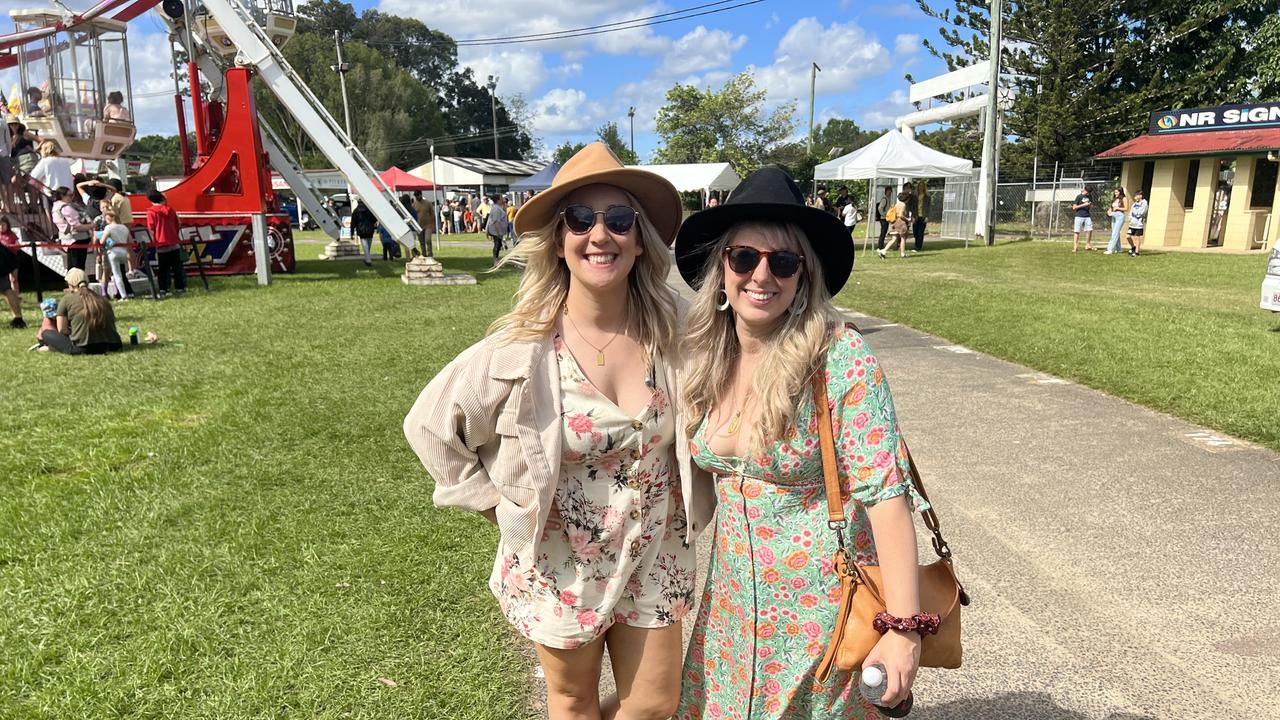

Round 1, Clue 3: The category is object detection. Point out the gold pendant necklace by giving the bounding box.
[564,307,622,366]
[725,410,743,435]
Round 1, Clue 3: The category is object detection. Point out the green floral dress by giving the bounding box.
[675,326,929,720]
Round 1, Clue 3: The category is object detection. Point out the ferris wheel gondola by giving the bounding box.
[6,8,136,160]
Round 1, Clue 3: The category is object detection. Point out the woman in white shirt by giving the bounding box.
[30,141,73,192]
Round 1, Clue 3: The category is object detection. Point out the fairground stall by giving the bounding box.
[1096,101,1280,251]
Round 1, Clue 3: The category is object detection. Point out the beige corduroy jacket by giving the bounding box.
[403,326,716,567]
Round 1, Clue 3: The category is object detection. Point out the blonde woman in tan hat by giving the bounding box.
[404,143,715,720]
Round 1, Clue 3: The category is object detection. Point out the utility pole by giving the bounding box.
[807,62,821,155]
[628,106,636,158]
[487,74,499,160]
[977,0,1003,245]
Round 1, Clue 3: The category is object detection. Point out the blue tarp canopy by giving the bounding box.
[510,162,560,192]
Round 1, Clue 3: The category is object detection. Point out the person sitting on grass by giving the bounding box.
[37,267,122,354]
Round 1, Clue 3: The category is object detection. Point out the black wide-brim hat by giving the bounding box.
[675,166,854,296]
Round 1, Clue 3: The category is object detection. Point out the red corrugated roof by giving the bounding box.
[1096,128,1280,160]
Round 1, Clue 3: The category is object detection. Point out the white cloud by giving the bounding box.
[553,62,583,79]
[530,88,605,134]
[860,89,914,128]
[657,26,746,77]
[457,48,548,95]
[894,34,921,56]
[751,18,894,108]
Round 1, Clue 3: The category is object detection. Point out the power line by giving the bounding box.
[362,0,766,49]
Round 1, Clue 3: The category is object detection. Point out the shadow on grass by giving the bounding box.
[284,257,520,285]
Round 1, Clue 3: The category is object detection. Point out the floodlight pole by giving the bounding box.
[332,30,354,200]
[628,106,636,157]
[807,63,821,156]
[487,75,499,160]
[977,0,1003,246]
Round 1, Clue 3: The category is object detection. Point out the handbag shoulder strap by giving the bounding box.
[810,372,955,560]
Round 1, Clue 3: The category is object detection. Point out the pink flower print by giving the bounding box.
[746,505,763,520]
[590,432,604,446]
[575,607,599,629]
[668,597,691,619]
[567,526,601,561]
[602,506,623,531]
[577,380,597,397]
[567,413,594,435]
[562,449,584,463]
[873,449,894,470]
[845,367,856,380]
[626,575,645,597]
[853,411,870,430]
[866,426,885,446]
[757,546,776,566]
[802,620,823,639]
[790,577,808,590]
[757,645,773,659]
[559,590,578,606]
[762,679,782,696]
[506,569,530,594]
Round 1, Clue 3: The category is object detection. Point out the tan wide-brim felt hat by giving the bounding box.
[513,142,682,245]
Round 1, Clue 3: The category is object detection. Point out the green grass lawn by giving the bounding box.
[835,238,1280,451]
[0,239,535,719]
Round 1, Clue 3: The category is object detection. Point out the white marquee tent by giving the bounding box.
[815,130,974,252]
[628,162,741,201]
[814,130,973,180]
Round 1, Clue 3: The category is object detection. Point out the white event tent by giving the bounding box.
[628,162,741,205]
[815,130,973,251]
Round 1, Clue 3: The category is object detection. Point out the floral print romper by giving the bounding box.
[491,335,697,649]
[675,326,929,720]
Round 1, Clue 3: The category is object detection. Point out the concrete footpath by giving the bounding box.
[526,284,1280,718]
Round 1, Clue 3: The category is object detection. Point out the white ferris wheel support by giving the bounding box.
[192,0,419,248]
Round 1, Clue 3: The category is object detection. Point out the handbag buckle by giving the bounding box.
[931,532,952,559]
[828,519,848,549]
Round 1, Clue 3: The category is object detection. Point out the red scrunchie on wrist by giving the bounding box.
[872,611,941,636]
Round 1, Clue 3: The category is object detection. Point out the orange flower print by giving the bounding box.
[757,621,777,639]
[857,465,873,481]
[785,622,801,636]
[846,382,867,406]
[799,593,820,608]
[783,550,809,570]
[866,427,885,446]
[762,567,781,584]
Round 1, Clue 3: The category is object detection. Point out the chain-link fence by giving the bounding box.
[941,162,1123,242]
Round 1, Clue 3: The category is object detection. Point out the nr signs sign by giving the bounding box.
[1149,102,1280,134]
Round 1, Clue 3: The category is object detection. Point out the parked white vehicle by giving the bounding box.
[1262,246,1280,312]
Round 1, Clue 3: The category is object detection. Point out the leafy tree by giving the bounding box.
[253,33,444,169]
[915,0,1277,171]
[293,0,534,159]
[654,72,796,173]
[596,121,638,165]
[126,134,196,180]
[553,141,587,165]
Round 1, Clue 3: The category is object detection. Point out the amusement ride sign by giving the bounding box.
[1149,102,1280,134]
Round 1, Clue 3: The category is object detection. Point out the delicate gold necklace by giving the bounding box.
[721,377,751,436]
[563,307,623,367]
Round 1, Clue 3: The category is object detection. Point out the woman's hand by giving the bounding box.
[862,629,921,707]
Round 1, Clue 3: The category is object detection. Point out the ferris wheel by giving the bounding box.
[0,0,418,281]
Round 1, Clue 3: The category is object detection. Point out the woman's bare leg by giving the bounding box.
[601,623,684,720]
[535,635,607,720]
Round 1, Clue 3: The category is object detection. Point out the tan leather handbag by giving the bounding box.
[812,375,970,683]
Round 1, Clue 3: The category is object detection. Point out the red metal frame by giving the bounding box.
[128,66,295,275]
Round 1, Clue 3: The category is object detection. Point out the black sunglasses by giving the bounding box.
[561,204,638,235]
[723,246,805,279]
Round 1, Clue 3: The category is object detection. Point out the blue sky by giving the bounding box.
[0,0,961,162]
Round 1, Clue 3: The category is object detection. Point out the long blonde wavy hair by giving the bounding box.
[681,221,845,451]
[487,187,677,360]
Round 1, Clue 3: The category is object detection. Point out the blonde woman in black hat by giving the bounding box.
[405,143,715,720]
[673,167,930,719]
